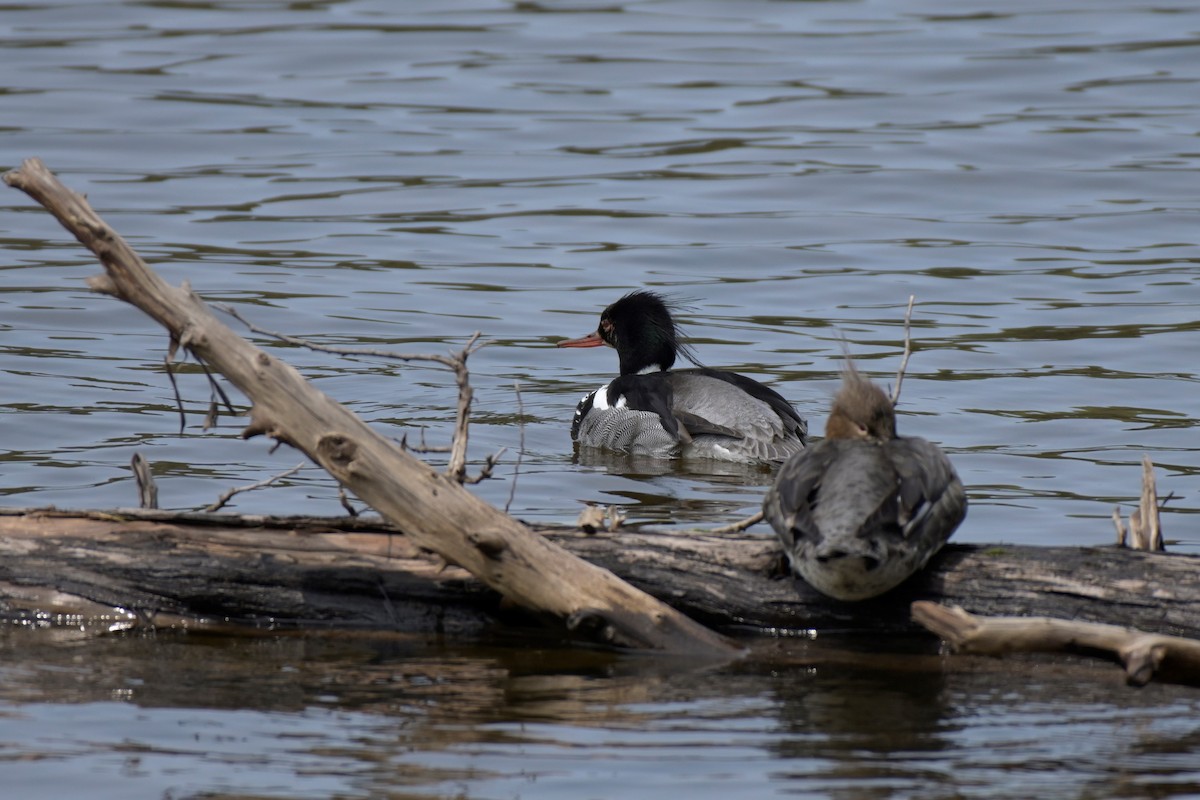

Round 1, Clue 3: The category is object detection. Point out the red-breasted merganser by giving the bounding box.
[763,361,966,600]
[556,291,807,463]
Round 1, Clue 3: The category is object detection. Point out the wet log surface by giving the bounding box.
[2,508,1196,641]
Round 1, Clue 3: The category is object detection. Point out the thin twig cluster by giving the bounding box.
[214,303,501,484]
[164,334,236,435]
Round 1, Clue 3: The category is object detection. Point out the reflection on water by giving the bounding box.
[572,446,779,523]
[1,627,1198,799]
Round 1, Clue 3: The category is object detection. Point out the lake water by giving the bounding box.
[2,0,1199,796]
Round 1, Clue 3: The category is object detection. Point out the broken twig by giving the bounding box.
[130,452,158,510]
[505,380,525,515]
[1119,454,1165,552]
[890,294,915,406]
[707,511,763,534]
[912,602,1200,687]
[205,462,306,513]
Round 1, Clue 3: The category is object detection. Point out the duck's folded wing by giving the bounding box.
[762,442,845,549]
[886,437,968,544]
[670,372,806,444]
[673,410,741,439]
[695,368,808,442]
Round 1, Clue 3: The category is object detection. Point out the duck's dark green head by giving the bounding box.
[560,290,700,376]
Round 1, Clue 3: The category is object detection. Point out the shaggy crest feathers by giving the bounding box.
[600,290,702,374]
[825,361,896,441]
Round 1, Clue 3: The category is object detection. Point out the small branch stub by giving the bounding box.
[317,434,359,469]
[130,452,158,510]
[1120,454,1166,552]
[467,529,508,559]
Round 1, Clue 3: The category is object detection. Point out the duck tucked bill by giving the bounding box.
[557,291,807,463]
[762,361,966,601]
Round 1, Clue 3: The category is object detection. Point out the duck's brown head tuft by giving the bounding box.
[824,361,896,441]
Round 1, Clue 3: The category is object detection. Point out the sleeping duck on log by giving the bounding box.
[763,361,966,601]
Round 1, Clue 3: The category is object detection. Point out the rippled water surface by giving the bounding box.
[3,627,1199,800]
[3,0,1200,796]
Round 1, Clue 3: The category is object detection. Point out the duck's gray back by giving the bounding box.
[669,373,805,461]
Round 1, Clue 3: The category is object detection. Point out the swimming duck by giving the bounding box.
[557,291,807,463]
[762,361,966,600]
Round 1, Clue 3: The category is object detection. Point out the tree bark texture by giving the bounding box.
[2,509,1197,642]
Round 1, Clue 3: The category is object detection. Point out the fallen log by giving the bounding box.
[2,508,1198,643]
[3,157,733,656]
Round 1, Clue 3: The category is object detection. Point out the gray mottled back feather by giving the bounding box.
[573,403,680,457]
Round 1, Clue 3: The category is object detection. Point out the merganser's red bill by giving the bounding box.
[557,331,606,348]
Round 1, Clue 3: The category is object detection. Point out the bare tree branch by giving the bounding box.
[5,157,735,655]
[707,511,763,534]
[890,294,916,406]
[205,462,306,512]
[505,381,525,514]
[912,601,1200,687]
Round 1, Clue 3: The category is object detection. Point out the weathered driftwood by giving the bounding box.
[3,508,1199,645]
[2,157,733,655]
[1113,454,1165,551]
[912,602,1200,687]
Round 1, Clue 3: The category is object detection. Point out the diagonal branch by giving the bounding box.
[4,157,735,656]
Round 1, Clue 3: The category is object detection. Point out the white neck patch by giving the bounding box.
[590,381,627,410]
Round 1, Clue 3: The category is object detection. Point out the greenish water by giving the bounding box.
[2,0,1199,796]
